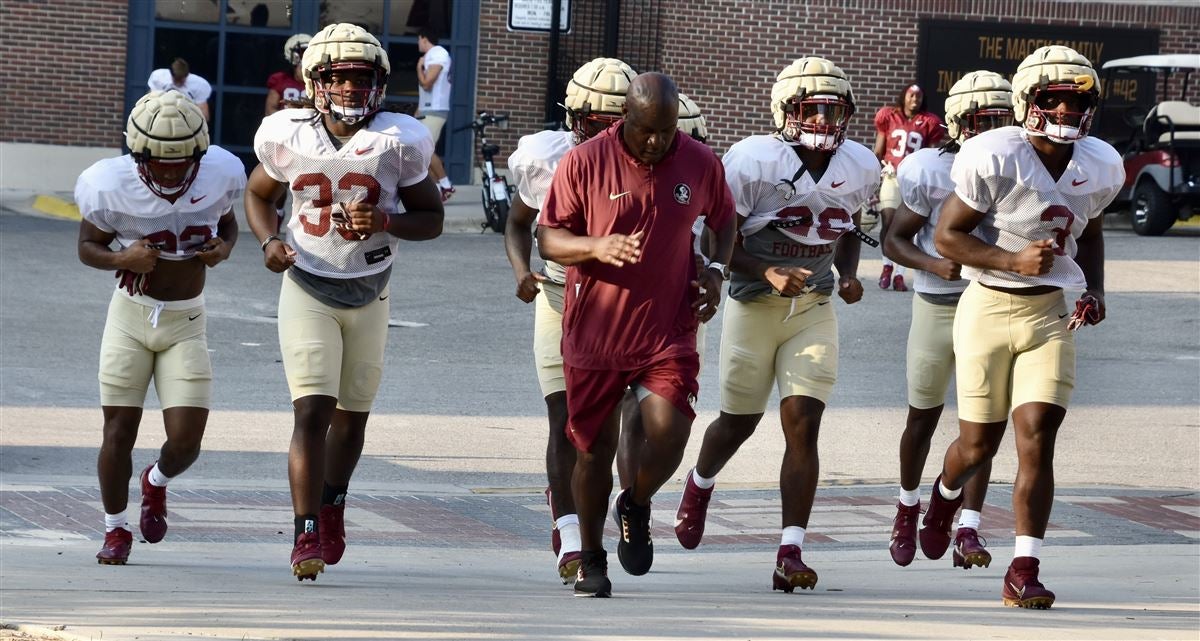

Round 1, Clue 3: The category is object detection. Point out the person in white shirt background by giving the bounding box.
[415,27,455,201]
[147,58,212,121]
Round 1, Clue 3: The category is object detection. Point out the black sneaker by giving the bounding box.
[573,550,612,598]
[612,488,654,576]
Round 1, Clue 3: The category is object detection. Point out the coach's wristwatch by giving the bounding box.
[707,262,730,281]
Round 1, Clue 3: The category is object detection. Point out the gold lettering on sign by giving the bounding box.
[978,36,1004,60]
[1003,38,1107,63]
[938,69,969,93]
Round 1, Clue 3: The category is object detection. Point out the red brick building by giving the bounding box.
[1,0,1196,191]
[477,0,1200,164]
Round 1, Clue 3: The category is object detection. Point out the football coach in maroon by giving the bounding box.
[537,72,736,596]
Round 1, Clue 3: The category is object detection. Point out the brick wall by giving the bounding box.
[477,0,1200,163]
[0,0,127,147]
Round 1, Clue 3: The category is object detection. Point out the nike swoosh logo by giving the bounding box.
[674,518,685,528]
[818,300,830,306]
[190,195,206,204]
[609,191,630,200]
[379,295,389,301]
[1072,179,1088,186]
[830,181,845,188]
[1009,582,1025,598]
[188,313,201,321]
[355,147,374,155]
[1058,313,1068,319]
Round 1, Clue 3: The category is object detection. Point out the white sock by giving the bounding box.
[148,462,171,487]
[959,509,982,530]
[1014,535,1043,559]
[781,526,806,548]
[556,514,581,560]
[882,257,894,268]
[899,486,920,507]
[437,177,452,189]
[691,468,716,490]
[937,479,962,500]
[104,511,128,532]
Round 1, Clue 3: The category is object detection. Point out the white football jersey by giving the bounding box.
[725,135,880,245]
[75,146,245,261]
[253,109,433,278]
[508,129,575,285]
[952,127,1123,290]
[722,135,880,298]
[897,147,967,295]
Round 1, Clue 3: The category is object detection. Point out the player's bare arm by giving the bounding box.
[417,62,442,92]
[872,131,887,161]
[504,195,547,303]
[833,209,863,304]
[1074,215,1106,323]
[536,226,643,267]
[883,204,960,281]
[691,212,736,321]
[244,164,296,273]
[365,175,444,241]
[935,193,1054,276]
[728,214,812,297]
[78,221,159,274]
[195,211,238,268]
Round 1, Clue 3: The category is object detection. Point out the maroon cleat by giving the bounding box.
[889,501,921,567]
[892,274,908,292]
[772,545,818,592]
[319,503,346,565]
[558,550,582,585]
[674,468,714,550]
[1003,556,1055,609]
[878,264,893,289]
[546,487,561,556]
[291,532,325,581]
[96,527,133,565]
[139,464,168,544]
[919,476,963,560]
[952,527,992,569]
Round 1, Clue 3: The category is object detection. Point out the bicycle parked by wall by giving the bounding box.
[457,111,512,233]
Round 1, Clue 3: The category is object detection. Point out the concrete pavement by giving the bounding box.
[1,198,1198,639]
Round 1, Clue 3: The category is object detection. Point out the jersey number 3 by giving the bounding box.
[1040,206,1076,256]
[292,172,381,240]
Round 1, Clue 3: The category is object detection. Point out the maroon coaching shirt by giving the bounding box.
[539,122,734,371]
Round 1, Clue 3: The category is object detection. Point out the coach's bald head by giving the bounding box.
[622,72,679,165]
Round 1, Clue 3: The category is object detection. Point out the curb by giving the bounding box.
[30,195,80,221]
[0,622,91,641]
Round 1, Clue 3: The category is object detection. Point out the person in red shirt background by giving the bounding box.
[264,34,311,116]
[538,72,735,597]
[873,84,944,291]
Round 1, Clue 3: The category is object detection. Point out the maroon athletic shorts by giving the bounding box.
[563,347,700,452]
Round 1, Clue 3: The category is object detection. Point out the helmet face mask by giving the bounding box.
[311,62,387,124]
[126,91,208,201]
[303,24,390,126]
[1025,86,1095,143]
[1010,45,1099,144]
[962,107,1013,139]
[771,57,855,151]
[780,94,852,151]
